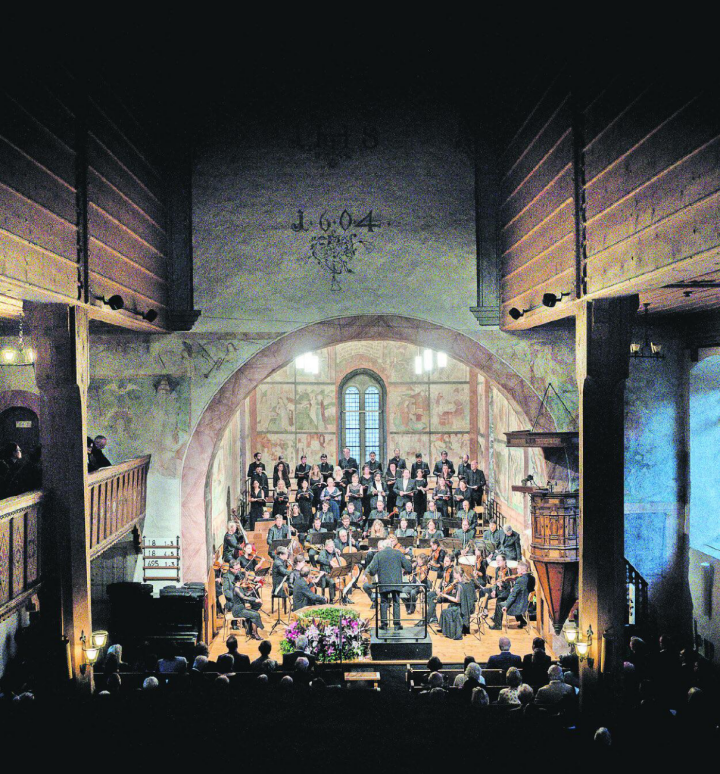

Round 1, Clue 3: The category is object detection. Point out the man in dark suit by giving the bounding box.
[365,451,382,474]
[292,567,326,611]
[338,447,359,484]
[499,524,522,562]
[319,453,334,482]
[465,461,487,508]
[282,634,318,670]
[387,448,406,471]
[433,451,455,477]
[487,636,523,672]
[247,451,265,480]
[365,539,412,630]
[410,452,430,480]
[224,634,251,671]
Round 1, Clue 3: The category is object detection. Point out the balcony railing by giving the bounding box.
[0,490,42,621]
[88,455,151,557]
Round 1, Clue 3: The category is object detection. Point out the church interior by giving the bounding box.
[0,50,719,758]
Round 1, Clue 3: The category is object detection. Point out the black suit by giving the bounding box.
[365,546,412,627]
[226,651,251,671]
[338,456,359,483]
[487,651,522,672]
[433,459,455,477]
[292,577,325,611]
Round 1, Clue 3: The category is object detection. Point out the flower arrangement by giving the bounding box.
[280,606,370,662]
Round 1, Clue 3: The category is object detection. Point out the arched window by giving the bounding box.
[340,371,385,465]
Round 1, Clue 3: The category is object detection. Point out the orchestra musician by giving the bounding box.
[427,538,446,577]
[427,552,454,624]
[485,553,517,629]
[306,516,328,566]
[453,517,476,549]
[316,539,340,602]
[368,517,388,540]
[272,546,293,599]
[489,562,534,629]
[266,514,290,557]
[223,521,243,562]
[399,499,417,525]
[423,518,444,540]
[499,524,522,562]
[238,542,262,574]
[458,498,477,530]
[223,558,264,639]
[438,566,475,640]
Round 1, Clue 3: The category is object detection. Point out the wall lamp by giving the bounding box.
[127,307,159,324]
[508,307,526,320]
[564,623,594,667]
[79,630,108,675]
[541,291,570,308]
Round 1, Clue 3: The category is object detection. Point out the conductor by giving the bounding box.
[365,538,413,630]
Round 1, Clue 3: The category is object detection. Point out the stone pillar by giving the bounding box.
[576,296,637,710]
[28,303,92,687]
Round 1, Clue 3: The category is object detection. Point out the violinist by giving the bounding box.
[485,553,516,629]
[293,566,326,612]
[238,543,261,574]
[272,546,293,599]
[316,539,339,602]
[427,538,446,576]
[427,553,454,624]
[224,559,264,639]
[489,562,532,630]
[422,518,444,540]
[223,521,243,562]
[439,566,473,640]
[267,514,290,557]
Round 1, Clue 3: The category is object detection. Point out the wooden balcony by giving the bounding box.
[0,490,42,621]
[88,455,151,558]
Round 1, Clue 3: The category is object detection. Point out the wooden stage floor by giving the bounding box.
[208,585,553,665]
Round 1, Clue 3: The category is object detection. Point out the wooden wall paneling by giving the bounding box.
[586,189,720,294]
[25,509,38,586]
[11,514,25,598]
[0,521,10,605]
[0,231,79,300]
[88,238,167,303]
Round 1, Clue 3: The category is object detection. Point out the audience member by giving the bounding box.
[487,636,522,672]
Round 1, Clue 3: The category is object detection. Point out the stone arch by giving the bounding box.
[181,315,556,580]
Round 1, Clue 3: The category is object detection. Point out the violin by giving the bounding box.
[438,579,459,600]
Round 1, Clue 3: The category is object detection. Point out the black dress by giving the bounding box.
[296,489,314,527]
[248,490,266,529]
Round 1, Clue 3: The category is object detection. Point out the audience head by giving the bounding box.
[217,654,234,674]
[532,636,546,652]
[295,657,310,673]
[192,655,209,672]
[463,656,476,669]
[106,672,122,694]
[143,676,159,691]
[427,656,443,672]
[259,640,272,657]
[548,664,564,682]
[428,671,444,689]
[594,727,612,747]
[280,675,294,691]
[226,634,239,652]
[518,683,534,706]
[506,666,522,688]
[257,673,269,686]
[465,662,483,682]
[214,675,231,696]
[499,636,511,652]
[471,687,490,708]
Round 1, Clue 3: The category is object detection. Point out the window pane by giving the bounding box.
[344,386,361,460]
[364,386,380,459]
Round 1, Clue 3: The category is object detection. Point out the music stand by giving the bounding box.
[269,573,291,635]
[329,564,352,604]
[440,538,462,552]
[395,536,415,551]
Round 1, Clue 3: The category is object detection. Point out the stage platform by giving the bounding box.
[208,584,550,666]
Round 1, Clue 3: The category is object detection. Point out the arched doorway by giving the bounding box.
[180,315,557,581]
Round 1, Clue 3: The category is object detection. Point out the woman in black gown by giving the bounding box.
[248,479,266,530]
[295,479,314,531]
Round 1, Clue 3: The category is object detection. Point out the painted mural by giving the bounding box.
[88,376,190,477]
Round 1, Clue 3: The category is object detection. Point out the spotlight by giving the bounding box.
[542,292,570,308]
[508,308,524,320]
[101,295,125,311]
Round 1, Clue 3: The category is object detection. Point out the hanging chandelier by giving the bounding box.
[630,303,664,360]
[0,315,35,367]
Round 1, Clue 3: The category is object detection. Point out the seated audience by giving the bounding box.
[487,636,522,672]
[535,664,575,708]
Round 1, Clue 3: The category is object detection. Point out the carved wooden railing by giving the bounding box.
[88,456,151,558]
[0,490,42,621]
[625,558,649,628]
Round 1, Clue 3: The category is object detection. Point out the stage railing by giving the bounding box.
[372,582,428,639]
